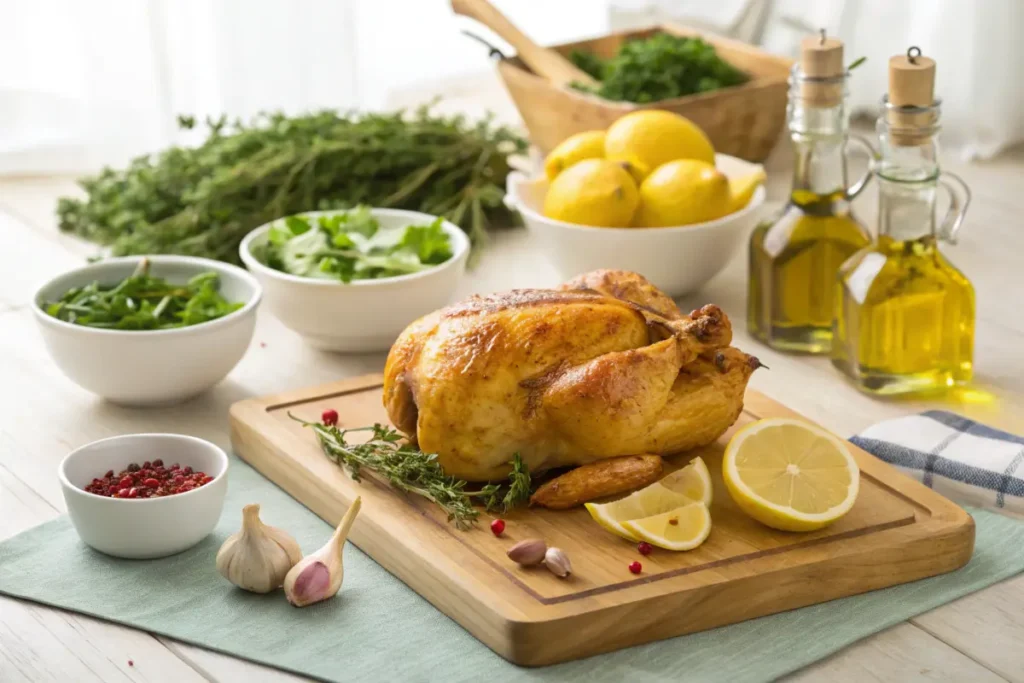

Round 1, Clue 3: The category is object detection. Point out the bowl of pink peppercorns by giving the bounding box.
[59,433,229,558]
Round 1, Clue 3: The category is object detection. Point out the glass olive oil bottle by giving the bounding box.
[832,49,974,395]
[748,34,873,353]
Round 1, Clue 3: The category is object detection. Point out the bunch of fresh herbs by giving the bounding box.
[43,258,243,330]
[293,417,531,530]
[570,33,748,103]
[57,105,527,265]
[257,206,453,282]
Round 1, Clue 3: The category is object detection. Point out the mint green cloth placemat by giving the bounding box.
[2,455,1023,683]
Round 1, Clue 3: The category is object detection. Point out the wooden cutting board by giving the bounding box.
[229,375,974,666]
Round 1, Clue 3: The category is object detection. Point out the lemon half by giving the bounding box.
[723,418,860,532]
[585,456,711,541]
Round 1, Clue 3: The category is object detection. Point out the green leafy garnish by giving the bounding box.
[501,453,533,511]
[56,105,527,265]
[569,33,748,103]
[43,258,243,330]
[847,56,867,71]
[259,206,453,283]
[293,416,532,530]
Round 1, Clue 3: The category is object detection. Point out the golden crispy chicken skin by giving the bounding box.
[383,270,760,481]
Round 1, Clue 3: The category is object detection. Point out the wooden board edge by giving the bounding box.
[499,512,977,666]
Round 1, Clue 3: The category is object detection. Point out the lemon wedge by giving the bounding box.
[585,457,711,541]
[729,168,766,212]
[723,418,860,532]
[622,502,712,551]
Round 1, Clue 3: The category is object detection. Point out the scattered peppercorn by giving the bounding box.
[128,660,134,667]
[83,461,214,498]
[637,542,653,556]
[629,561,642,574]
[322,408,339,426]
[490,519,506,536]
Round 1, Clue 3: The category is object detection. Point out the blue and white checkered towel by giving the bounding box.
[852,410,1024,517]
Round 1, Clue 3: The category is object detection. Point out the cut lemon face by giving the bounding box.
[723,418,860,532]
[585,457,711,541]
[659,456,713,507]
[622,502,711,551]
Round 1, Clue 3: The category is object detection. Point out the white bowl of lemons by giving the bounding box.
[506,111,768,297]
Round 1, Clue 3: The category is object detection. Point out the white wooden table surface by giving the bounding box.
[1,75,1022,682]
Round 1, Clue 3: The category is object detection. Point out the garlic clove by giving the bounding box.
[216,504,303,593]
[507,539,547,566]
[284,496,361,607]
[543,546,572,578]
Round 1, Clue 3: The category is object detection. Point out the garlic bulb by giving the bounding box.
[216,504,303,593]
[284,496,361,607]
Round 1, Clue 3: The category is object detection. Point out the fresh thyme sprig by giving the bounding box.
[291,415,531,530]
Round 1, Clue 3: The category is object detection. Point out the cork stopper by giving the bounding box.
[799,30,844,107]
[887,47,937,145]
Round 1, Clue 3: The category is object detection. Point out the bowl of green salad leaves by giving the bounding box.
[33,255,261,405]
[240,206,469,352]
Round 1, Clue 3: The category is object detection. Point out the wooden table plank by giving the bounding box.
[784,623,1009,683]
[912,575,1024,683]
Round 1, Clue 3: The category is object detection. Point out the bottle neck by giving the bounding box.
[790,126,850,201]
[875,97,942,242]
[786,66,851,205]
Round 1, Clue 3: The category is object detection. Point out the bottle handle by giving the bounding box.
[937,171,971,244]
[844,134,877,201]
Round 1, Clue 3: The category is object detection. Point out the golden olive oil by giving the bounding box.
[748,189,870,353]
[747,41,873,354]
[831,48,974,395]
[833,235,974,393]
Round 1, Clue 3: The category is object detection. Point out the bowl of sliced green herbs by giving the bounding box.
[33,256,261,405]
[240,206,468,352]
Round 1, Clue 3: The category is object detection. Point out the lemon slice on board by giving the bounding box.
[723,418,860,532]
[585,457,712,541]
[622,502,712,551]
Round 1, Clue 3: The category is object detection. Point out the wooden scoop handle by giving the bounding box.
[451,0,598,89]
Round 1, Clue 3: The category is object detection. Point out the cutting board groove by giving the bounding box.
[230,375,974,666]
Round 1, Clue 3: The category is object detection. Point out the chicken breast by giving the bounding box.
[384,270,760,481]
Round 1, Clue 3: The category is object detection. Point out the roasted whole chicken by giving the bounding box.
[384,270,761,481]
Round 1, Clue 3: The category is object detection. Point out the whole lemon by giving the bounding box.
[605,110,715,181]
[635,159,732,228]
[544,130,606,180]
[543,159,639,227]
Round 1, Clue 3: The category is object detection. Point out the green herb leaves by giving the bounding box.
[260,207,453,283]
[57,106,527,265]
[294,417,532,530]
[43,259,243,330]
[847,56,867,72]
[570,34,749,104]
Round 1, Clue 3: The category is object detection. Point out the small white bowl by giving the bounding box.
[59,434,229,559]
[33,255,261,406]
[239,208,469,352]
[506,154,768,297]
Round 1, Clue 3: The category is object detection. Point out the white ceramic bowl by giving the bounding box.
[59,434,229,559]
[506,154,768,297]
[33,255,261,406]
[239,208,469,352]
